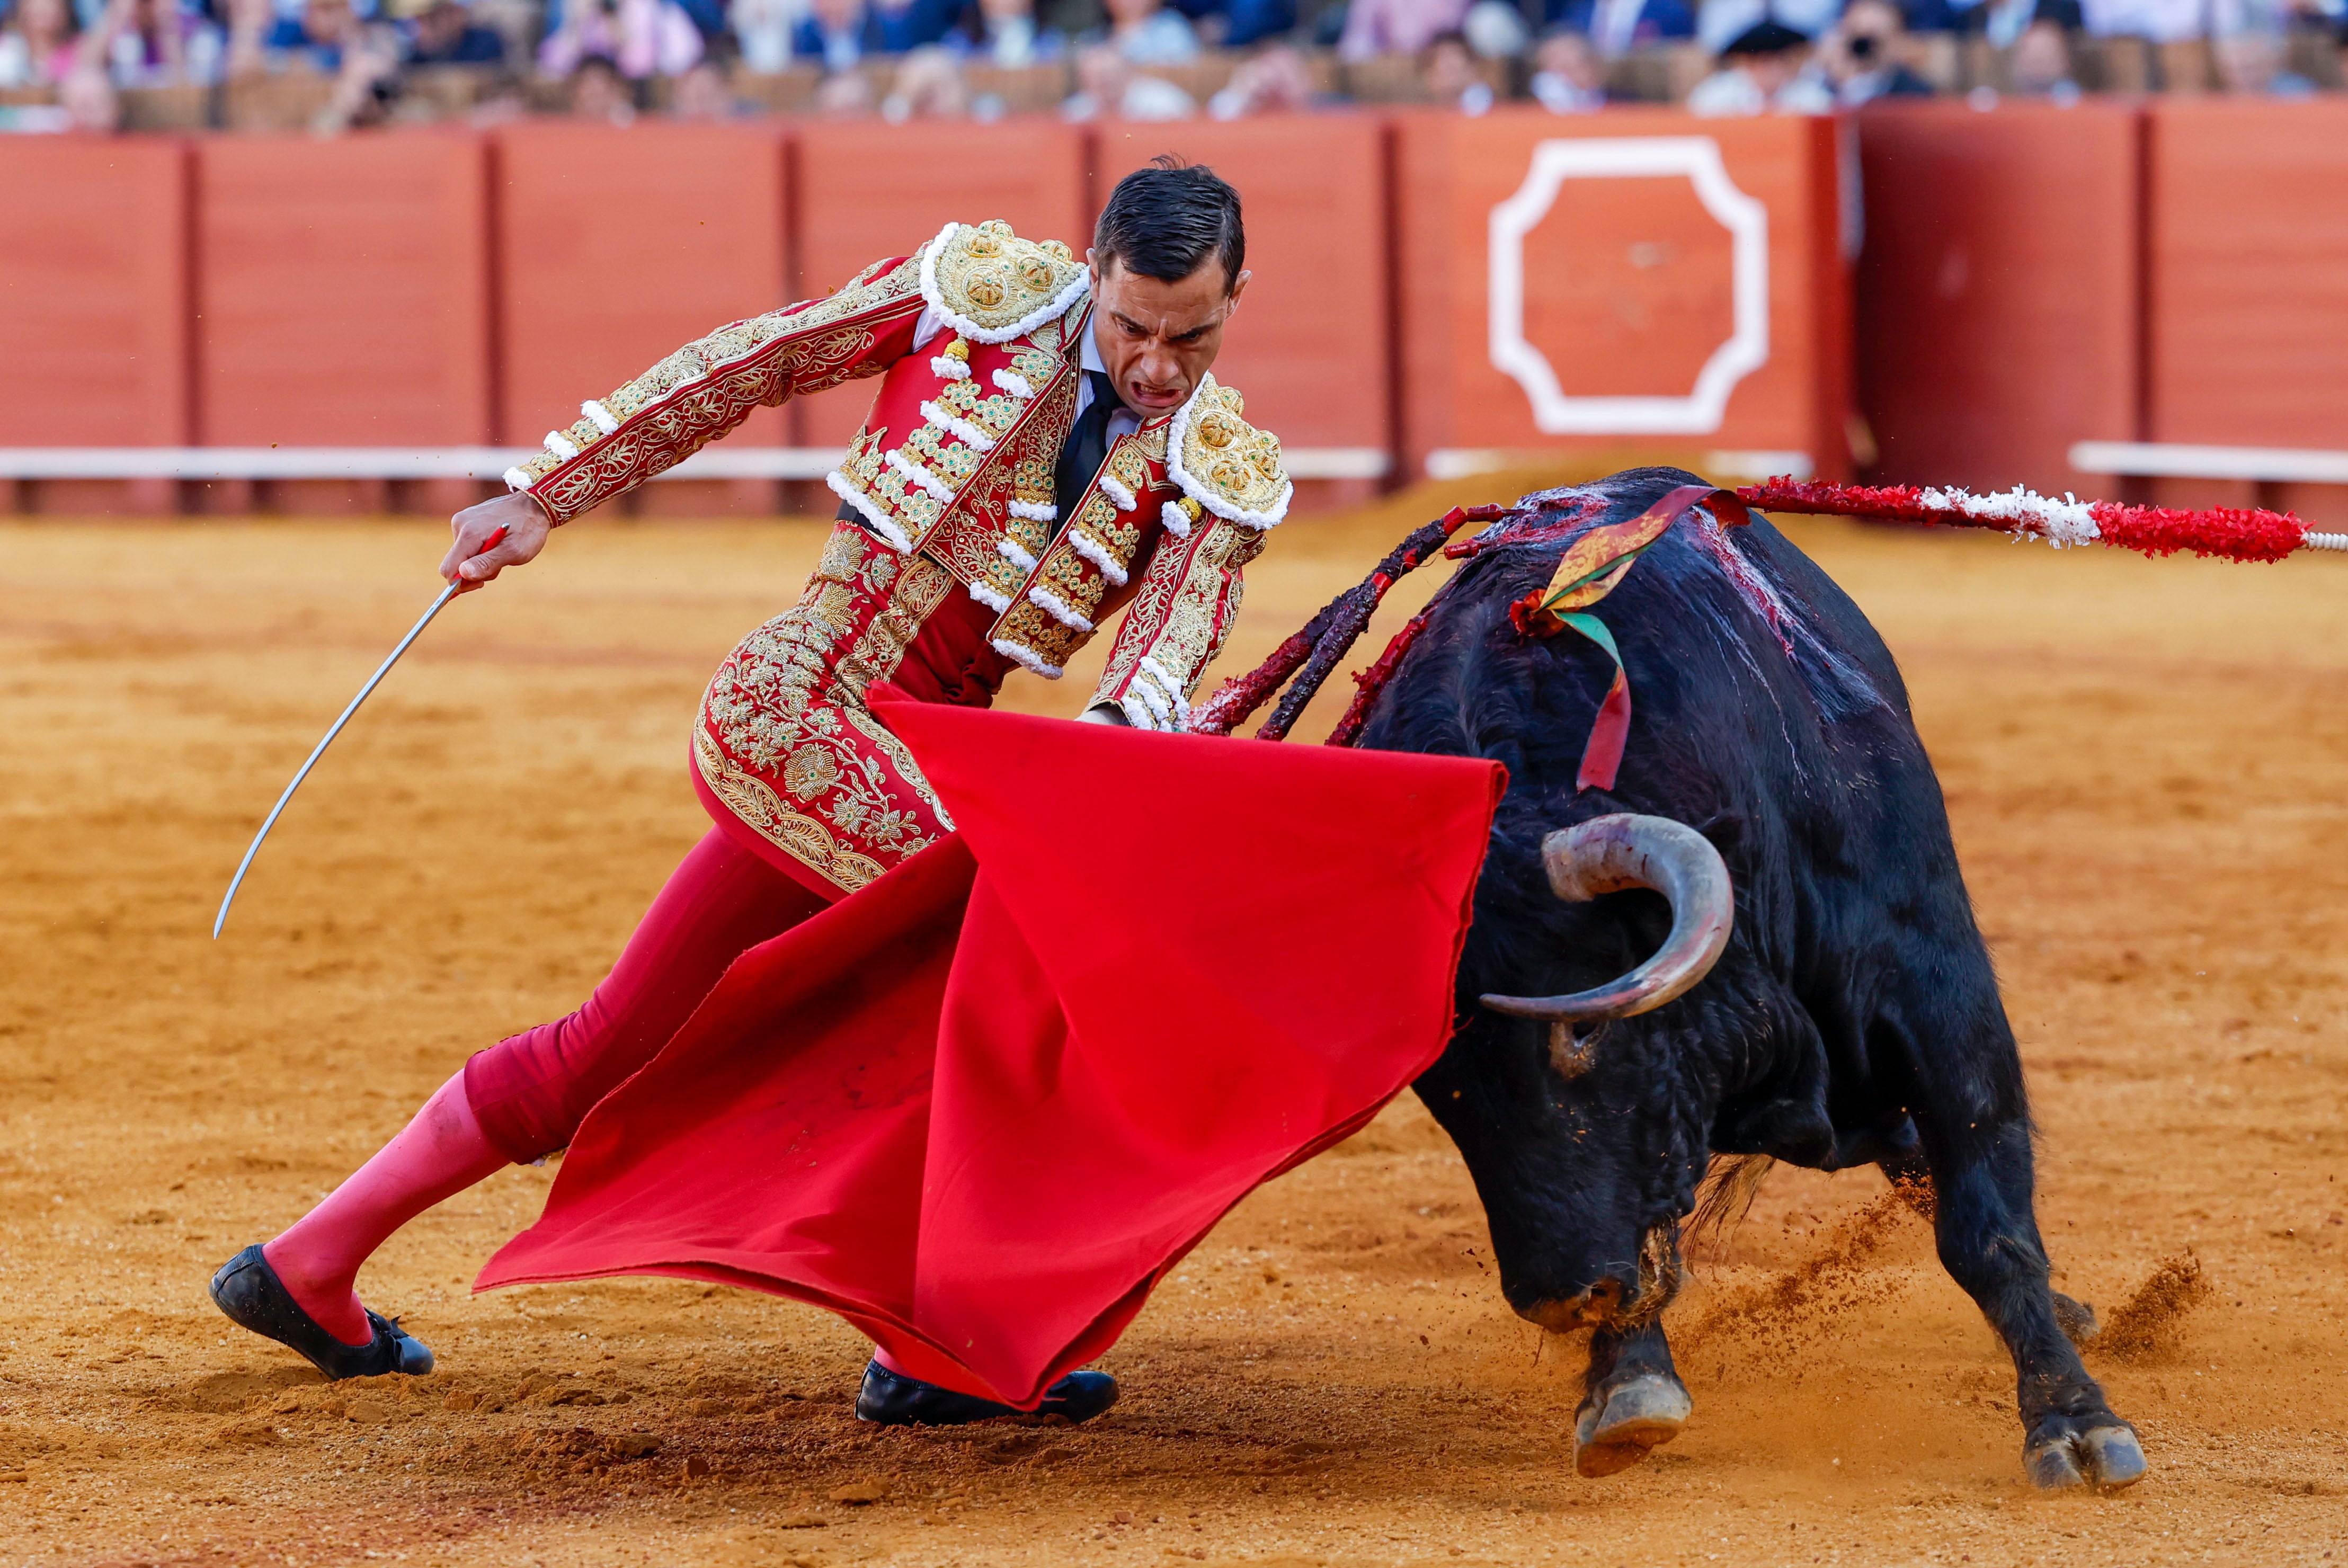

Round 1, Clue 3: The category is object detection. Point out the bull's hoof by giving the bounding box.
[1573,1371,1693,1478]
[2024,1417,2147,1492]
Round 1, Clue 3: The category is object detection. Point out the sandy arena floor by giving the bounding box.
[1,488,2344,1568]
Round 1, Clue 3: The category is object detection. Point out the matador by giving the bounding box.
[212,161,1292,1426]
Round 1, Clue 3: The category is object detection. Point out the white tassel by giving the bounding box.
[883,447,957,504]
[581,399,619,434]
[997,537,1038,572]
[1007,498,1057,522]
[990,636,1064,679]
[1160,499,1193,539]
[993,369,1037,400]
[1027,585,1095,634]
[930,356,972,381]
[1067,528,1129,586]
[543,431,580,461]
[825,470,913,553]
[919,400,997,453]
[1097,475,1136,512]
[967,580,1012,612]
[502,466,535,492]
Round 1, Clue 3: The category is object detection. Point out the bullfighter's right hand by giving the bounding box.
[441,491,553,593]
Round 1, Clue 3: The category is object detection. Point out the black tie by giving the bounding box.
[1052,371,1122,537]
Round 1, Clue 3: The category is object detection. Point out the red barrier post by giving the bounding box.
[495,120,790,516]
[790,120,1089,451]
[1393,107,1847,487]
[2147,98,2348,523]
[1854,100,2141,497]
[195,130,492,514]
[0,138,191,514]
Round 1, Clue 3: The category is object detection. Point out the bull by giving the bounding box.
[1351,467,2144,1492]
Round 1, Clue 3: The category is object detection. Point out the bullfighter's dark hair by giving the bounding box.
[1092,157,1245,292]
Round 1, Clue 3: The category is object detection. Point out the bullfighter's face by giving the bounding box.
[1084,254,1251,416]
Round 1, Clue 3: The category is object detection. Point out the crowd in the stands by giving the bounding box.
[2,0,2341,132]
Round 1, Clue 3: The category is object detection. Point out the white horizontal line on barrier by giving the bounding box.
[0,446,1394,483]
[2069,441,2348,485]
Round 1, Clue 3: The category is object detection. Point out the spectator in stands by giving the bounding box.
[727,0,798,72]
[0,0,85,85]
[880,39,967,112]
[813,63,871,109]
[59,57,118,121]
[1062,36,1193,114]
[1206,37,1318,112]
[540,0,702,79]
[1547,0,1693,56]
[945,0,1058,65]
[1098,0,1197,64]
[567,46,634,114]
[2212,25,2313,90]
[669,52,738,110]
[220,0,270,76]
[1175,0,1295,49]
[2006,14,2078,93]
[1337,0,1468,60]
[794,0,951,60]
[265,0,358,70]
[1686,16,1831,111]
[1528,25,1608,108]
[1823,0,1933,98]
[1421,28,1492,108]
[794,0,867,65]
[402,0,502,63]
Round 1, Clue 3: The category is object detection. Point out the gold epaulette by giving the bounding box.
[918,220,1088,346]
[1167,374,1292,531]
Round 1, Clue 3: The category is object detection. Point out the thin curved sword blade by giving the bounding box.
[212,581,463,939]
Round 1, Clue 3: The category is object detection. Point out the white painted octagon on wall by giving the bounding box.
[1487,137,1771,436]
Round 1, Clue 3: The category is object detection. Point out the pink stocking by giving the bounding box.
[263,1070,508,1347]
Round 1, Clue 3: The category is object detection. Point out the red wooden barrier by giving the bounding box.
[791,120,1088,449]
[197,132,491,446]
[0,138,188,511]
[2146,97,2348,521]
[1096,118,1393,475]
[1854,101,2140,497]
[495,120,789,513]
[1392,106,1848,484]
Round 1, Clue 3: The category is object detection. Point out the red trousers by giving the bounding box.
[464,828,831,1164]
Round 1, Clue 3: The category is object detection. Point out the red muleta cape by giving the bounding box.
[479,689,1504,1407]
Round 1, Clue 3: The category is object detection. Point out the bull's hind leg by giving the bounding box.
[1879,1150,2101,1349]
[1918,1124,2146,1490]
[1574,1320,1693,1477]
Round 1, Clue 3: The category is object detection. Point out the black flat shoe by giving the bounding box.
[209,1245,434,1382]
[855,1360,1118,1427]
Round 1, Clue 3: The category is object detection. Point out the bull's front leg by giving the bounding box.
[1575,1320,1694,1477]
[1923,1124,2146,1490]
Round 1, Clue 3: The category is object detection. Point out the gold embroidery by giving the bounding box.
[695,523,955,894]
[1169,374,1291,528]
[516,256,926,522]
[928,220,1084,337]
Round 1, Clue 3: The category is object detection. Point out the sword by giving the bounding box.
[212,527,509,939]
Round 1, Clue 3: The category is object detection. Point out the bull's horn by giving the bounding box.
[1480,814,1734,1044]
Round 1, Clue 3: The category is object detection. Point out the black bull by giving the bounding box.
[1352,468,2145,1491]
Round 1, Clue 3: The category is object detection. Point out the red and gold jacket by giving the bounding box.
[502,219,1294,898]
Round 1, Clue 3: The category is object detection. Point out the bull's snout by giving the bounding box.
[1508,1225,1685,1332]
[1513,1276,1633,1332]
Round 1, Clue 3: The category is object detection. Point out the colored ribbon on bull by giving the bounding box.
[1509,485,1748,793]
